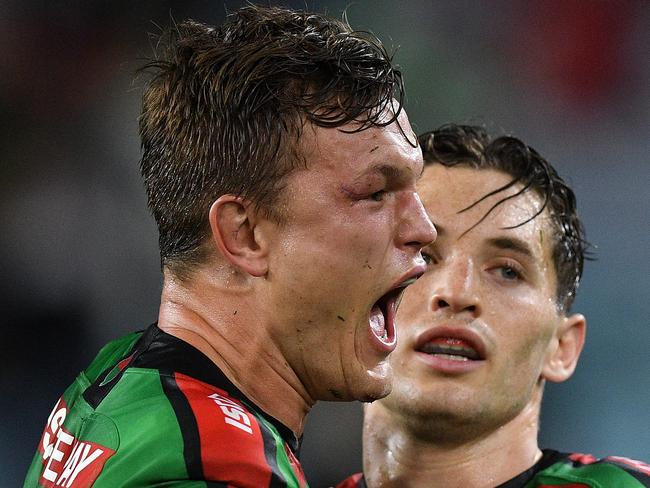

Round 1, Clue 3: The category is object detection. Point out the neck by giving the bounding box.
[157,267,314,436]
[363,391,543,488]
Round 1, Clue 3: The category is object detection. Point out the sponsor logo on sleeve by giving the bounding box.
[208,393,254,434]
[174,374,273,486]
[37,398,115,487]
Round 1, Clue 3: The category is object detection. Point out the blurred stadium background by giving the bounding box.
[2,1,648,486]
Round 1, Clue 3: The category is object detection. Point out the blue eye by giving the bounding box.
[421,252,435,266]
[500,266,520,280]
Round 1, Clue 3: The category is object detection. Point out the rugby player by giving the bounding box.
[24,6,434,487]
[339,124,650,487]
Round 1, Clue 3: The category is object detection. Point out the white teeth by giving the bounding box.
[420,343,479,360]
[435,353,469,362]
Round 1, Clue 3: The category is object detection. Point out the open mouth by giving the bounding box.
[369,274,422,347]
[417,337,483,361]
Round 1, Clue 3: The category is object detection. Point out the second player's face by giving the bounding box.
[381,164,565,433]
[265,109,435,403]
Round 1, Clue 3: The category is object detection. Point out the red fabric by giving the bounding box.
[284,443,308,488]
[175,373,273,488]
[116,354,133,371]
[336,472,364,488]
[568,452,598,464]
[36,397,115,487]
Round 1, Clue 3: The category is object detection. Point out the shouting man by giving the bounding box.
[25,6,434,487]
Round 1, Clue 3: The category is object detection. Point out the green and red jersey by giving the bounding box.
[338,449,650,487]
[24,324,308,488]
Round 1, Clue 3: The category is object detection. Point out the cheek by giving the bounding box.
[396,280,430,321]
[502,315,557,378]
[489,290,558,364]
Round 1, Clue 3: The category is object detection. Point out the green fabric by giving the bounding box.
[523,456,648,487]
[24,334,140,488]
[84,331,141,382]
[89,370,190,487]
[22,331,194,487]
[24,327,306,488]
[257,412,302,487]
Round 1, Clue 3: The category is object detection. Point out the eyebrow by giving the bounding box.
[486,237,533,257]
[356,163,413,184]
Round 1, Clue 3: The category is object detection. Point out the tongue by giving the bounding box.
[369,304,386,340]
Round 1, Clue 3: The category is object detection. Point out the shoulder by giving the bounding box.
[538,451,650,487]
[28,371,303,487]
[28,324,307,487]
[171,373,307,485]
[83,330,143,383]
[169,372,269,461]
[157,372,308,487]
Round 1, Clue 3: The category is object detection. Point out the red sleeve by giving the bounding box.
[175,373,276,487]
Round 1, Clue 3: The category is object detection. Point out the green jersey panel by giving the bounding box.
[25,324,308,488]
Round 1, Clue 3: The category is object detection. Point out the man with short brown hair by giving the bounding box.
[25,6,434,487]
[339,124,650,488]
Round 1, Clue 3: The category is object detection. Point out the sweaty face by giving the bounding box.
[266,110,435,403]
[379,165,564,437]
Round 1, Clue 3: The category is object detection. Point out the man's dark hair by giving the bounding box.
[419,124,589,311]
[138,5,406,278]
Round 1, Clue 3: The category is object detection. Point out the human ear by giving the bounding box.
[208,195,269,277]
[542,313,586,383]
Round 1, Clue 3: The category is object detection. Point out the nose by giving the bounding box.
[430,255,480,316]
[399,191,437,251]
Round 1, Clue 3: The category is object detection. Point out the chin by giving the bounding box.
[353,387,391,403]
[359,391,389,403]
[353,370,394,403]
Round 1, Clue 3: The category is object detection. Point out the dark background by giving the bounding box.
[2,1,648,486]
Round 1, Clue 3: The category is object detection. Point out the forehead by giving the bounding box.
[418,164,555,255]
[299,109,422,176]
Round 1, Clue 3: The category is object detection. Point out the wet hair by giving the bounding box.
[419,124,590,311]
[139,5,406,278]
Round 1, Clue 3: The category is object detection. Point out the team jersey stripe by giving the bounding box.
[83,330,150,409]
[254,413,291,488]
[161,374,205,480]
[566,452,650,487]
[336,472,365,487]
[604,456,650,486]
[174,373,277,487]
[263,437,289,488]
